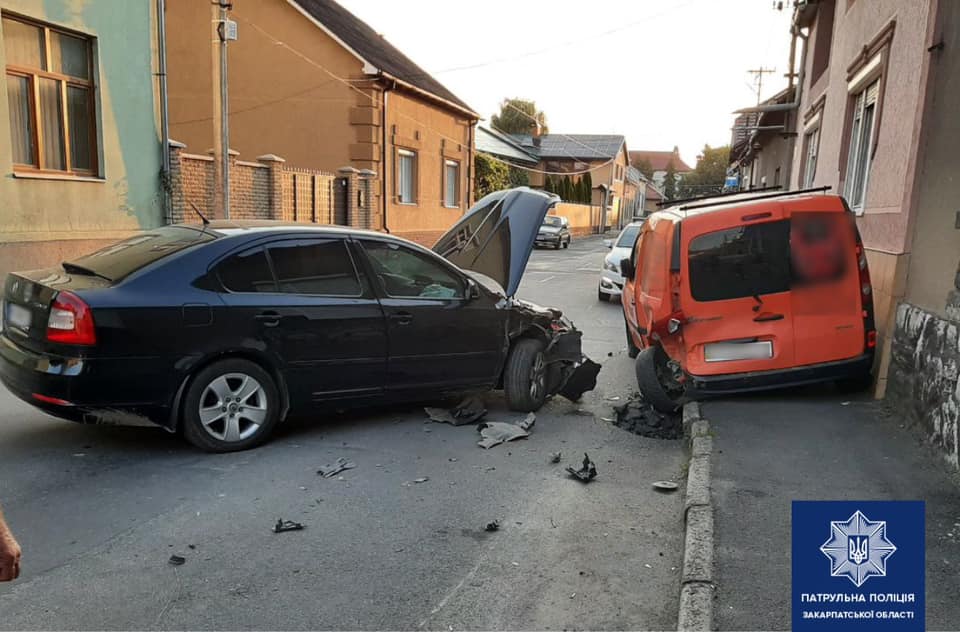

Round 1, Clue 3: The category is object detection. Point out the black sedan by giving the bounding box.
[0,189,596,452]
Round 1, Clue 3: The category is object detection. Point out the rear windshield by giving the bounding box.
[616,224,642,248]
[66,226,216,281]
[687,214,850,302]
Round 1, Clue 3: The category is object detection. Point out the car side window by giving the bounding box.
[267,239,364,296]
[360,240,465,299]
[217,247,277,293]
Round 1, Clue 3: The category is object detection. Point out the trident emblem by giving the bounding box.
[848,535,869,564]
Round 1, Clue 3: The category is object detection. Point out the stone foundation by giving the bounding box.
[887,302,960,470]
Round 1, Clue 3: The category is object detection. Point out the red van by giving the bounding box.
[620,190,875,412]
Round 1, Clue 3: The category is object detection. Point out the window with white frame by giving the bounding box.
[844,79,879,213]
[443,159,459,208]
[397,149,416,204]
[802,127,820,188]
[3,15,97,175]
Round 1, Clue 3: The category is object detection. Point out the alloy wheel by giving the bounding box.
[198,372,268,442]
[529,352,546,400]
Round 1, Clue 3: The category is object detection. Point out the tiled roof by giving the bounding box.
[509,134,626,160]
[291,0,476,115]
[476,126,539,165]
[629,150,693,172]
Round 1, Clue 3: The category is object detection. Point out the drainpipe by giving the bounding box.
[733,26,809,114]
[156,0,171,223]
[381,84,392,233]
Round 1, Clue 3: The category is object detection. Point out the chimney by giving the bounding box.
[530,120,542,138]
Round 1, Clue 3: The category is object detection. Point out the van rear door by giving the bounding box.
[681,212,797,376]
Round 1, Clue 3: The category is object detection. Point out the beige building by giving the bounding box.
[165,0,479,245]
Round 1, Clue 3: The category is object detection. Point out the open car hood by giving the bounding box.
[432,187,558,297]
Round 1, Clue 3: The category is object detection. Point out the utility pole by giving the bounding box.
[211,1,235,218]
[747,66,776,105]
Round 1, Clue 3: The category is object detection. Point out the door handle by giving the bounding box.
[753,312,784,322]
[389,311,414,326]
[255,311,281,327]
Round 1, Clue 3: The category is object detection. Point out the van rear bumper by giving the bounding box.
[686,351,874,396]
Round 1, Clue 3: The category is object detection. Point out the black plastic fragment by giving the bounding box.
[273,519,305,533]
[566,453,598,483]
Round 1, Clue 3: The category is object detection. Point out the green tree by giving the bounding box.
[583,172,593,203]
[474,153,511,199]
[543,175,554,194]
[562,175,574,201]
[662,161,677,201]
[574,177,585,203]
[677,144,731,199]
[634,158,654,181]
[490,98,549,135]
[508,166,529,188]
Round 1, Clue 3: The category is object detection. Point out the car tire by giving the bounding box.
[598,285,609,302]
[553,240,561,250]
[181,358,281,453]
[635,347,682,413]
[625,321,640,359]
[503,338,549,412]
[562,238,569,249]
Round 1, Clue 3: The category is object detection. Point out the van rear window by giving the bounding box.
[688,220,792,302]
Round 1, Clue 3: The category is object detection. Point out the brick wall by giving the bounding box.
[167,142,366,226]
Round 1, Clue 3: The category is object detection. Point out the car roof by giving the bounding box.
[193,220,383,238]
[652,191,846,224]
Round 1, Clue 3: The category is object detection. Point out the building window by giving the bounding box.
[443,159,460,208]
[397,148,416,204]
[844,79,879,213]
[3,15,97,175]
[802,127,820,188]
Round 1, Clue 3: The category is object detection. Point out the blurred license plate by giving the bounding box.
[704,340,772,362]
[6,303,31,330]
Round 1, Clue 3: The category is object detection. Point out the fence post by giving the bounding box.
[337,166,360,227]
[257,154,286,220]
[357,169,377,230]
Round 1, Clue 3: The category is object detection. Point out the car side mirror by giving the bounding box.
[603,239,613,249]
[620,258,634,279]
[466,277,481,300]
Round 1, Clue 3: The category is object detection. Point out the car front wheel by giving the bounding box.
[182,358,281,452]
[635,346,683,413]
[504,338,549,412]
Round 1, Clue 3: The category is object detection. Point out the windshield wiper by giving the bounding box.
[61,261,113,282]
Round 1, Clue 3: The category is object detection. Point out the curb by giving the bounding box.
[678,401,714,632]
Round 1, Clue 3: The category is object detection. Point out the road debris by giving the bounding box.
[558,359,602,402]
[273,519,305,533]
[566,453,598,482]
[168,555,186,566]
[485,520,500,532]
[477,414,536,449]
[424,396,487,426]
[413,477,429,484]
[610,394,682,439]
[550,451,562,463]
[317,457,356,478]
[652,480,679,492]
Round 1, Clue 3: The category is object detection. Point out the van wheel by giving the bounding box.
[181,359,281,453]
[635,347,683,413]
[625,322,640,359]
[504,338,548,412]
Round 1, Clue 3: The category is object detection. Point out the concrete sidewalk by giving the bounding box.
[706,388,960,631]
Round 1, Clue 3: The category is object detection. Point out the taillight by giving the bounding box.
[854,238,876,351]
[46,291,96,345]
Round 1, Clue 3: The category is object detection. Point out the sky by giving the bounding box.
[337,0,794,169]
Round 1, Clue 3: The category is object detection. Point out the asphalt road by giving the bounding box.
[0,233,686,630]
[708,389,960,631]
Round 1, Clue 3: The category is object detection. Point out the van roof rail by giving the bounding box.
[675,186,832,212]
[656,185,782,208]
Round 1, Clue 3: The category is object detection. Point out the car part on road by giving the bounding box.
[485,520,500,532]
[413,477,429,484]
[635,347,683,413]
[477,415,534,449]
[182,359,281,452]
[317,457,356,478]
[424,396,487,426]
[550,451,562,463]
[557,359,602,402]
[566,453,597,482]
[168,555,186,566]
[652,480,679,492]
[273,519,304,533]
[611,393,683,439]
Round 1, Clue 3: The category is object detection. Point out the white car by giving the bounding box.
[598,221,644,302]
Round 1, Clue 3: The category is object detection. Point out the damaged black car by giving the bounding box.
[0,188,597,452]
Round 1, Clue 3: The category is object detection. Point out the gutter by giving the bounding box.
[733,26,809,114]
[381,84,392,233]
[156,0,171,222]
[376,70,480,120]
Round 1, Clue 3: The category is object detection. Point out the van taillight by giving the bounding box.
[854,240,876,351]
[46,291,96,345]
